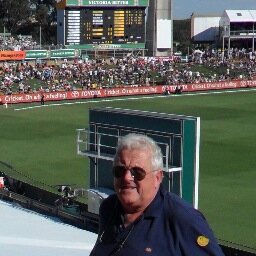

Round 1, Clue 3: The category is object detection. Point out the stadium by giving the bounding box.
[0,1,256,255]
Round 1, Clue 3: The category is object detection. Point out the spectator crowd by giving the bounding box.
[0,35,40,51]
[0,37,256,96]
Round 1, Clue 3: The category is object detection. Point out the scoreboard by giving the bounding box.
[64,7,145,45]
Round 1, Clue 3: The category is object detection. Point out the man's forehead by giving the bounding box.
[120,147,151,156]
[117,148,152,166]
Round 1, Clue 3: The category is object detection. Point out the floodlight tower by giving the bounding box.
[146,0,173,56]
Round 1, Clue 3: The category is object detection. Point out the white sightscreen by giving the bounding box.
[157,19,172,49]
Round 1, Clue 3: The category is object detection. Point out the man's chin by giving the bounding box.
[118,192,138,205]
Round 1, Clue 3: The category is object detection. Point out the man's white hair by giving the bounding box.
[113,133,163,170]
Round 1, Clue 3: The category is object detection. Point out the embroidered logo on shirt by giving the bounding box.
[145,247,152,253]
[197,235,209,247]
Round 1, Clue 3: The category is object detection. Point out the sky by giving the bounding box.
[174,0,256,19]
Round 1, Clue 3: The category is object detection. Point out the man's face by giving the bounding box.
[113,148,162,213]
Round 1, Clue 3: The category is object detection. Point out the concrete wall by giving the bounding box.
[156,0,172,19]
[146,0,173,56]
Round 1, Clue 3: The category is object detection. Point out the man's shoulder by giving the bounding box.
[163,190,193,208]
[160,188,201,220]
[103,193,117,203]
[160,189,225,255]
[100,193,118,213]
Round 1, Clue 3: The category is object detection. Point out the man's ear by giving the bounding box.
[156,170,164,184]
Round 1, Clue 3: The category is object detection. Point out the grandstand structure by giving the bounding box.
[191,9,256,52]
[220,10,256,52]
[56,0,173,57]
[191,14,220,43]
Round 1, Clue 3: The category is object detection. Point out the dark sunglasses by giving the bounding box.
[113,165,155,181]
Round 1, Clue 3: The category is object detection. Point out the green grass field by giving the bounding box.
[1,89,256,249]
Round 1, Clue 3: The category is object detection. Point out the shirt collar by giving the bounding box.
[143,186,164,218]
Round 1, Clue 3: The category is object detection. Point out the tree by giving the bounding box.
[173,19,192,54]
[0,0,57,44]
[28,0,57,44]
[0,0,31,34]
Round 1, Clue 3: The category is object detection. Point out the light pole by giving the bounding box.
[3,24,5,49]
[40,25,42,49]
[170,0,174,56]
[38,0,43,49]
[3,17,8,50]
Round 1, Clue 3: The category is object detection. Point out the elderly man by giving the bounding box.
[90,133,224,256]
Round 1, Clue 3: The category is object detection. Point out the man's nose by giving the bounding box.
[122,168,134,180]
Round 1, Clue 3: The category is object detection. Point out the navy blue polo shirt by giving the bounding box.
[90,186,224,256]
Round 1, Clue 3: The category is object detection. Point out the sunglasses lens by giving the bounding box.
[113,166,147,181]
[113,166,126,178]
[130,167,146,181]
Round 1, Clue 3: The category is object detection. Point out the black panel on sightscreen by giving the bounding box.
[89,108,182,135]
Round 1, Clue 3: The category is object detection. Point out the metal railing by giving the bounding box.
[76,129,182,173]
[222,29,256,37]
